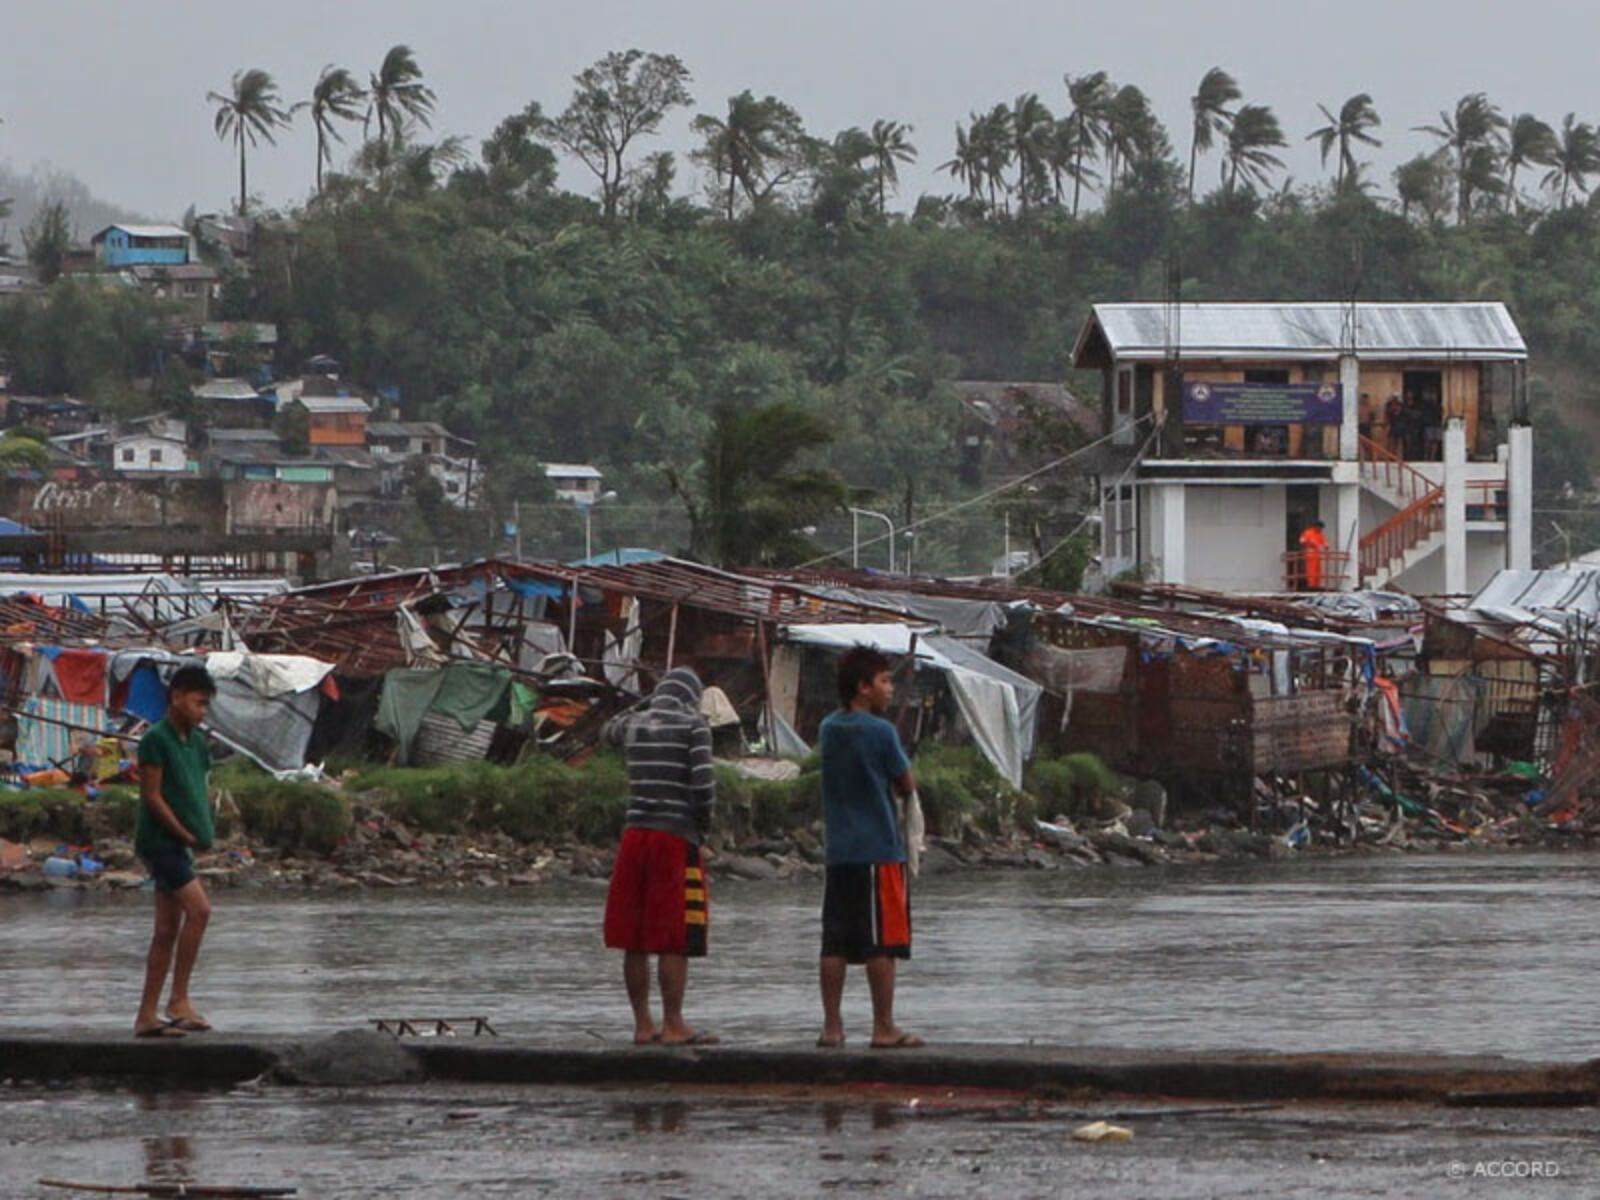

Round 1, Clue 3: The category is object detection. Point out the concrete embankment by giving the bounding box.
[4,1033,1598,1108]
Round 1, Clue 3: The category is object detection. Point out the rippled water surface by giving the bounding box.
[5,852,1598,1056]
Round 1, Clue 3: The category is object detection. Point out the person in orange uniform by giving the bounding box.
[1298,519,1329,590]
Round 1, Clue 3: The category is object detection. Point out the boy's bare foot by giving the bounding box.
[815,1033,846,1048]
[165,1006,211,1032]
[134,1021,185,1039]
[869,1029,925,1049]
[660,1029,719,1045]
[633,1028,661,1045]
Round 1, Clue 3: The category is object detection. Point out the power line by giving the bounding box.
[792,415,1153,570]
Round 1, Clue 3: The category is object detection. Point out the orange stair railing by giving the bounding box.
[1359,487,1444,581]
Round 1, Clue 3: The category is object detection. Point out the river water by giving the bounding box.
[4,851,1598,1197]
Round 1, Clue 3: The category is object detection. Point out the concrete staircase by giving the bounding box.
[1357,437,1443,588]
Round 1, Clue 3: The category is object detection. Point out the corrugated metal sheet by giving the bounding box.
[1467,568,1600,625]
[1077,302,1527,363]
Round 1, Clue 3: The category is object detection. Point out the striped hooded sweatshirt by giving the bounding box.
[605,667,715,843]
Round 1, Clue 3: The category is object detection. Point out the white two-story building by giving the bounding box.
[1073,301,1533,595]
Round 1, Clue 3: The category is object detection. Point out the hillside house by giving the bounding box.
[1073,301,1532,595]
[90,224,194,269]
[113,431,189,474]
[291,394,371,447]
[541,463,603,503]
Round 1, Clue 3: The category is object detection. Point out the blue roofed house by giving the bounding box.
[90,224,195,269]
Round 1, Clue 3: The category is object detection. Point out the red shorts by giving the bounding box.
[603,828,708,957]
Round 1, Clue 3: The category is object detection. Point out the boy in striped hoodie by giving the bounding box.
[602,667,719,1045]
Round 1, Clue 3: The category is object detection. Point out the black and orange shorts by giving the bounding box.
[604,828,708,957]
[820,862,911,963]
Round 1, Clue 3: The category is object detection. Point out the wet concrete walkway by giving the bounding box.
[6,1032,1599,1108]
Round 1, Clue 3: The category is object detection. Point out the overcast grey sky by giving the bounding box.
[3,0,1598,221]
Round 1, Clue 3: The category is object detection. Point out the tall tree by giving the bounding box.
[1307,93,1381,194]
[207,68,292,215]
[940,120,985,200]
[1103,84,1162,195]
[1047,116,1098,206]
[669,400,848,567]
[22,200,70,285]
[1009,93,1054,212]
[866,119,916,215]
[1503,113,1557,209]
[367,45,436,147]
[1062,70,1112,216]
[968,104,1014,211]
[1417,93,1507,223]
[692,91,810,218]
[1187,67,1240,203]
[1222,103,1286,194]
[1544,113,1600,208]
[1393,153,1450,223]
[304,65,365,196]
[547,49,693,222]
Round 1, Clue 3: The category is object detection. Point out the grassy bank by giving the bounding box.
[3,746,1112,858]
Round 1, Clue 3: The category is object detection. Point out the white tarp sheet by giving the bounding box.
[782,623,1041,788]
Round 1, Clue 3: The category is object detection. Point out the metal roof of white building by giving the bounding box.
[1075,302,1527,364]
[91,224,191,241]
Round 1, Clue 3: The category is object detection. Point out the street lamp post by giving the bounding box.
[849,507,896,572]
[576,490,619,561]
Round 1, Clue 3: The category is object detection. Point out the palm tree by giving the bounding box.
[1223,103,1286,194]
[1416,93,1507,222]
[1544,114,1600,207]
[692,91,807,218]
[866,119,916,214]
[1009,93,1054,212]
[1306,93,1381,194]
[971,104,1014,211]
[1502,113,1557,209]
[940,121,985,200]
[207,68,292,215]
[1062,70,1111,216]
[1187,67,1240,203]
[304,65,365,196]
[1047,117,1098,206]
[1103,84,1164,195]
[367,44,436,146]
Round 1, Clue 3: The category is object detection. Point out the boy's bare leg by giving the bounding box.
[866,956,919,1046]
[135,893,182,1034]
[656,954,697,1042]
[818,955,847,1045]
[623,951,657,1043]
[164,881,211,1024]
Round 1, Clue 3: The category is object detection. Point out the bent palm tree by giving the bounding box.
[367,44,436,146]
[305,65,365,195]
[1544,114,1600,207]
[1307,93,1381,193]
[208,68,291,214]
[692,91,807,218]
[1223,104,1286,194]
[1187,67,1240,203]
[940,121,985,200]
[1063,70,1111,216]
[1503,113,1557,209]
[1416,93,1506,222]
[1009,93,1054,212]
[867,119,916,214]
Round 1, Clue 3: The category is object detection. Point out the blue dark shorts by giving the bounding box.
[141,845,196,894]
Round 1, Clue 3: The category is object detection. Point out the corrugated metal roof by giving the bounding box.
[1075,302,1527,364]
[295,395,371,414]
[92,224,190,241]
[1467,568,1600,621]
[541,462,603,479]
[193,378,262,401]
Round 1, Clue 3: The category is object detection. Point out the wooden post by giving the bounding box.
[665,602,680,670]
[567,575,579,653]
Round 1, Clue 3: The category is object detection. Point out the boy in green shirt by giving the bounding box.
[133,665,217,1039]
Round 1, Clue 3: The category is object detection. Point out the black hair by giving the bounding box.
[168,665,217,697]
[837,645,891,709]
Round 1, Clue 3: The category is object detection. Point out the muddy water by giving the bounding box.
[5,852,1598,1198]
[4,851,1597,1055]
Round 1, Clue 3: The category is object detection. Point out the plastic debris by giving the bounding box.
[1071,1121,1134,1143]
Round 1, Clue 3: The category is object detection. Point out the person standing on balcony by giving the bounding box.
[1298,519,1329,591]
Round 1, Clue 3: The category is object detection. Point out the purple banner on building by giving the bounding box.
[1182,381,1344,425]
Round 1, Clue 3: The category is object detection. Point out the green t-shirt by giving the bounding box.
[134,718,213,857]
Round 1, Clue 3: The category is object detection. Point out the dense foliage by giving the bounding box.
[8,53,1600,567]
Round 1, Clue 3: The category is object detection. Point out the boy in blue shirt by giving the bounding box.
[816,646,924,1049]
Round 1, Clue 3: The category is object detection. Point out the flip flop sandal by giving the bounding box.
[134,1022,186,1039]
[870,1032,926,1049]
[165,1016,212,1032]
[815,1035,847,1048]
